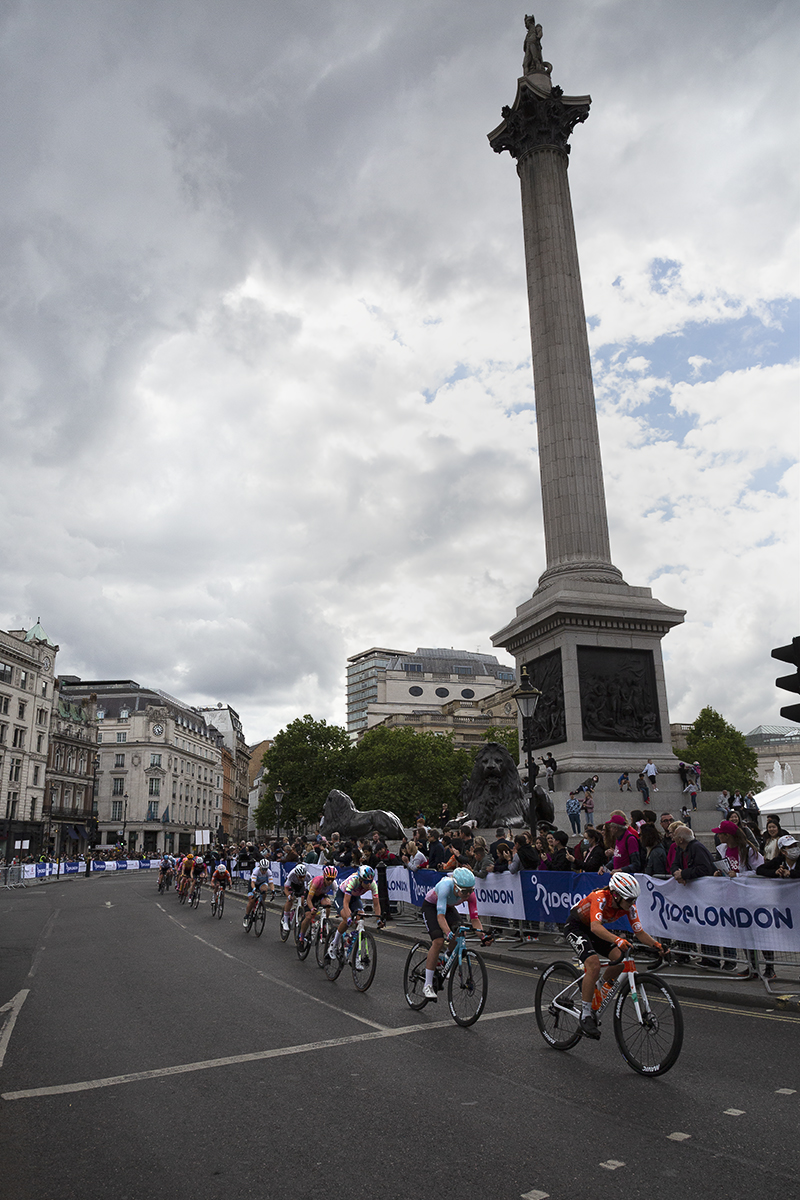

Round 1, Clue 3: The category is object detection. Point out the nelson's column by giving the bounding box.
[488,18,685,798]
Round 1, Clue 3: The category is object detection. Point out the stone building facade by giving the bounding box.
[44,689,99,857]
[59,678,225,857]
[0,622,59,861]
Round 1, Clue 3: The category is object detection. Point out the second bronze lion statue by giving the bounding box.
[319,789,405,841]
[463,742,554,829]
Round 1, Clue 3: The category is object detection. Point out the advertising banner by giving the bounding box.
[638,875,800,951]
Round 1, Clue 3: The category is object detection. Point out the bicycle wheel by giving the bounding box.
[351,930,377,992]
[447,949,487,1027]
[191,887,201,909]
[254,901,266,937]
[315,916,329,968]
[297,912,312,960]
[293,904,303,947]
[323,930,344,981]
[158,877,165,894]
[534,961,583,1050]
[216,890,224,919]
[210,893,217,916]
[403,943,429,1010]
[243,909,254,934]
[613,973,684,1076]
[179,882,188,905]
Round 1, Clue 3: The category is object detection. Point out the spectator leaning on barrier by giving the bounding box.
[725,808,760,854]
[761,816,788,860]
[509,833,540,873]
[640,822,669,876]
[580,827,607,874]
[550,831,575,872]
[426,830,448,871]
[606,814,642,871]
[712,820,764,875]
[469,837,495,879]
[756,834,800,880]
[671,824,715,884]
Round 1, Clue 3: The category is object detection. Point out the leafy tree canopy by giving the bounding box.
[255,715,353,830]
[483,726,519,761]
[350,725,475,827]
[679,706,761,795]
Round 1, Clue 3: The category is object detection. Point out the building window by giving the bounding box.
[37,708,47,725]
[408,686,424,696]
[111,801,123,822]
[97,732,102,742]
[19,671,29,691]
[147,802,160,820]
[461,689,475,699]
[18,702,26,719]
[115,754,125,768]
[119,708,129,719]
[41,680,47,697]
[149,778,161,797]
[0,724,6,744]
[6,794,18,819]
[10,758,21,782]
[36,734,44,752]
[112,778,125,796]
[0,664,12,685]
[435,688,450,698]
[150,753,161,768]
[116,732,127,743]
[403,663,423,672]
[33,765,40,785]
[29,798,36,820]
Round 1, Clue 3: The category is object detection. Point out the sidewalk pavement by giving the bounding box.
[233,888,800,1015]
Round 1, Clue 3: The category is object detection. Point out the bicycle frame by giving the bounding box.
[437,926,472,982]
[549,953,646,1023]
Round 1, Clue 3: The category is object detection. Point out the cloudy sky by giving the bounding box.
[1,0,797,744]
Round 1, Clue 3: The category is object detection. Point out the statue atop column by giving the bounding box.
[523,15,552,77]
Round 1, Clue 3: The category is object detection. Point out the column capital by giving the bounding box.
[488,78,591,162]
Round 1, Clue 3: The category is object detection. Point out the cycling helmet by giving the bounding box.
[358,865,375,883]
[608,871,640,901]
[452,867,476,892]
[259,858,270,869]
[294,863,308,877]
[323,865,337,881]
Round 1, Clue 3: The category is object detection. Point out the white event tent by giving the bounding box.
[753,784,800,831]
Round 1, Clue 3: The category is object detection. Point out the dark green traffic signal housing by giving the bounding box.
[772,637,800,724]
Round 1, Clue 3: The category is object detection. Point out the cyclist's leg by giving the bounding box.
[282,885,294,917]
[300,901,315,938]
[564,918,607,1038]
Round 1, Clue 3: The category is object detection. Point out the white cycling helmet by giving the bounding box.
[259,858,270,869]
[608,871,640,900]
[294,863,308,877]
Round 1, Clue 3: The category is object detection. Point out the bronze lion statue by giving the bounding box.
[463,742,554,829]
[319,789,405,841]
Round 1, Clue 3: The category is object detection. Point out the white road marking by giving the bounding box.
[104,902,113,908]
[775,1088,796,1095]
[0,991,30,1071]
[1,1003,539,1102]
[599,1161,625,1170]
[724,1109,745,1116]
[190,930,387,1031]
[667,1132,691,1141]
[521,1190,550,1199]
[25,909,59,980]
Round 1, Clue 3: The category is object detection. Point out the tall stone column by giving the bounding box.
[487,22,686,805]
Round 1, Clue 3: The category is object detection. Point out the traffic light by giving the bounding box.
[772,637,800,724]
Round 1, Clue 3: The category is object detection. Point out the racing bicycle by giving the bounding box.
[297,903,332,963]
[324,912,378,991]
[157,869,173,894]
[210,887,226,919]
[403,926,488,1027]
[534,950,683,1076]
[243,891,268,937]
[189,879,203,909]
[279,893,304,944]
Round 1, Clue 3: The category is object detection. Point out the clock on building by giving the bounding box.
[152,723,164,736]
[43,655,51,669]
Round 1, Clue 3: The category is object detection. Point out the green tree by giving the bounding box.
[483,726,519,761]
[349,726,474,827]
[679,706,761,795]
[255,715,353,831]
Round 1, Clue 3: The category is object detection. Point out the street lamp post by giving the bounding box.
[274,784,284,843]
[512,670,542,813]
[121,792,129,858]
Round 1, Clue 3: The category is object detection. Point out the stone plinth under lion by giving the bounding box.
[320,789,405,841]
[462,743,554,829]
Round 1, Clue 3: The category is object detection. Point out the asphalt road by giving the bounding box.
[1,875,798,1200]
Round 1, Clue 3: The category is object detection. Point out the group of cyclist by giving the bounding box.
[160,843,663,1040]
[159,851,233,904]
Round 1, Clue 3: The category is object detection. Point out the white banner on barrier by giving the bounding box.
[474,872,526,921]
[386,865,411,903]
[638,875,800,951]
